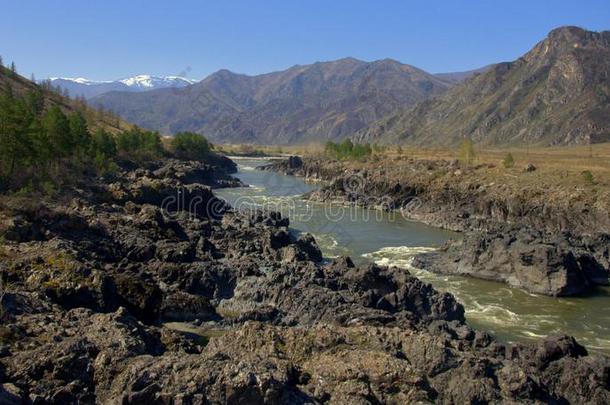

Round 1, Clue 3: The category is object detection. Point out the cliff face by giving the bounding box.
[356,27,610,146]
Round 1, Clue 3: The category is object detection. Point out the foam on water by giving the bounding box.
[311,232,351,258]
[362,245,437,262]
[216,158,610,355]
[361,245,562,340]
[362,246,442,282]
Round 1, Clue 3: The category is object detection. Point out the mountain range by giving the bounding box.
[355,26,610,146]
[91,58,457,144]
[89,26,609,146]
[49,75,196,99]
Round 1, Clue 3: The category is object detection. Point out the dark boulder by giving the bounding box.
[413,226,610,296]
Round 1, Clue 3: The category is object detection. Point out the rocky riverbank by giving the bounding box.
[260,156,610,296]
[0,156,609,403]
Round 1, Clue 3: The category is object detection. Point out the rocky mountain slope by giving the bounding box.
[91,58,451,144]
[356,26,610,146]
[0,66,128,134]
[50,75,196,99]
[433,65,493,84]
[1,157,609,403]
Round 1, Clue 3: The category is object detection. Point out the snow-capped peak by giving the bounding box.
[49,77,111,85]
[49,75,197,88]
[118,75,196,88]
[47,75,198,99]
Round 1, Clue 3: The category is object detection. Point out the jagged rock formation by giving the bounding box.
[261,156,610,296]
[1,157,609,403]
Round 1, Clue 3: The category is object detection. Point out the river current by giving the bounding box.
[214,158,610,354]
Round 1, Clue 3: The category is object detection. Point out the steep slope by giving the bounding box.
[357,27,610,146]
[1,67,128,133]
[50,75,196,99]
[433,65,493,84]
[92,58,451,144]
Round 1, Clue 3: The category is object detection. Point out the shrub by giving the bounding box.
[324,140,372,160]
[372,143,386,154]
[41,180,57,197]
[459,138,476,165]
[582,170,595,185]
[171,132,211,161]
[502,153,515,168]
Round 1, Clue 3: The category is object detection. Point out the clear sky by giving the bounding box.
[1,0,608,81]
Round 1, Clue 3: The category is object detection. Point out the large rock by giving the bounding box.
[152,158,241,188]
[413,226,610,296]
[1,156,609,403]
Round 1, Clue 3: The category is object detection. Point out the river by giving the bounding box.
[215,157,610,354]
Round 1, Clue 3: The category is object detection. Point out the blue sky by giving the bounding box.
[1,0,609,81]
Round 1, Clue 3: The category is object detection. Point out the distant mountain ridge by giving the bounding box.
[433,65,494,84]
[91,58,452,144]
[89,26,609,146]
[356,26,610,146]
[49,75,196,99]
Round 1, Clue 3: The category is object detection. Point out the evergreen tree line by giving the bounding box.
[170,132,211,161]
[324,139,372,160]
[0,84,166,192]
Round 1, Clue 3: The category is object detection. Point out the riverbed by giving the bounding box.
[215,157,610,354]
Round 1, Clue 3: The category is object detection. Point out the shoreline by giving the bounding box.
[1,155,609,402]
[260,156,610,297]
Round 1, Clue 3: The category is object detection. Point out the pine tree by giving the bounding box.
[69,111,90,154]
[9,62,16,74]
[91,129,117,158]
[24,88,45,120]
[42,106,72,158]
[0,84,34,185]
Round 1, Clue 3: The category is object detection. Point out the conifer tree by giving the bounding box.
[69,111,90,155]
[0,84,33,184]
[42,106,72,158]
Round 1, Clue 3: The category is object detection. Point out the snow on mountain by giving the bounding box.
[118,75,196,88]
[49,75,197,99]
[49,77,111,85]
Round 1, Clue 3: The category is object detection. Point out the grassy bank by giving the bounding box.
[235,141,610,189]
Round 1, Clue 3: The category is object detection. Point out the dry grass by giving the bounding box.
[222,141,610,189]
[420,143,610,177]
[398,142,610,189]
